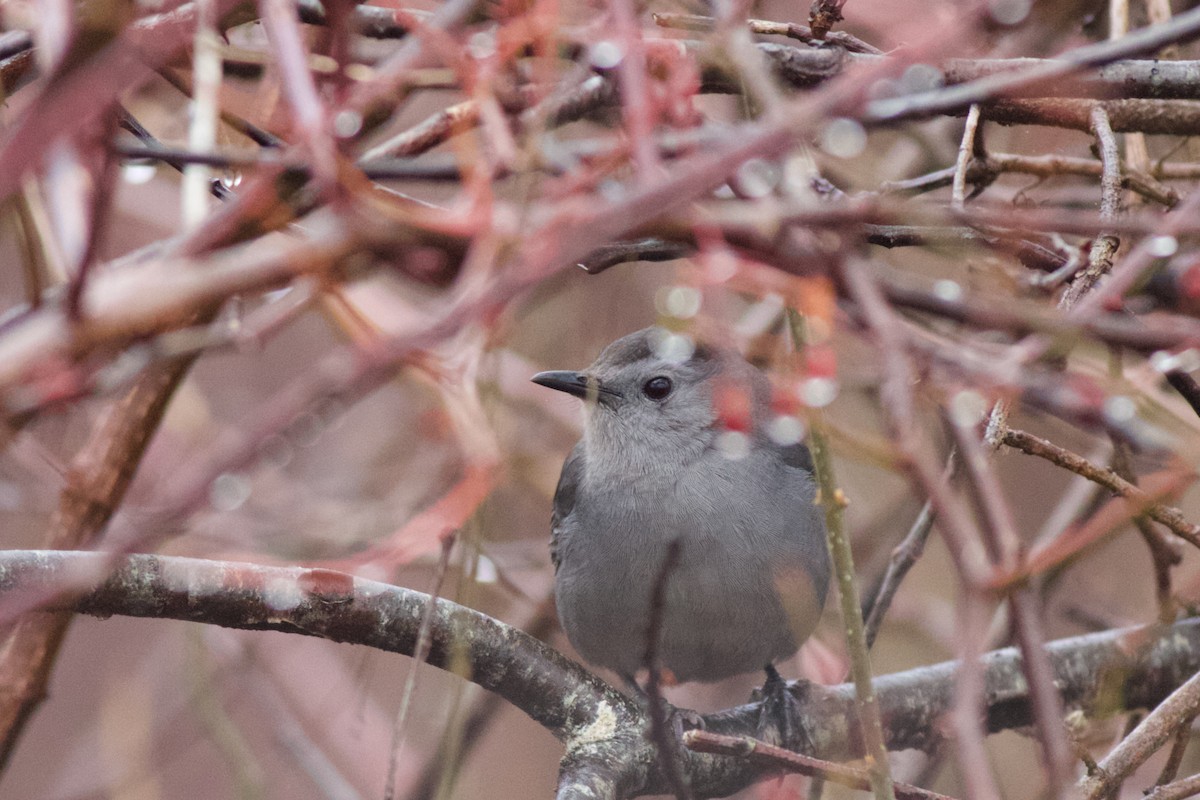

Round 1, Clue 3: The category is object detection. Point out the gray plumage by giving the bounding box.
[533,327,830,684]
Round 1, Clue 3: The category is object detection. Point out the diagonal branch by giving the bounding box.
[1001,428,1200,548]
[0,358,198,768]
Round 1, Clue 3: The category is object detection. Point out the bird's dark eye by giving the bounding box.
[642,376,673,400]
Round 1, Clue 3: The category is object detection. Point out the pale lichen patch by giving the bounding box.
[567,700,619,750]
[264,576,304,611]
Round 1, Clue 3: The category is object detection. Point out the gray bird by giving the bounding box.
[532,327,830,712]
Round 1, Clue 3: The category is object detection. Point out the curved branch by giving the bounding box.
[0,550,635,743]
[3,551,1200,799]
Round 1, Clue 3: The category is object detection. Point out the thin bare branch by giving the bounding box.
[684,731,955,800]
[951,105,983,210]
[1076,668,1200,800]
[1061,105,1122,307]
[1145,772,1200,800]
[1000,428,1200,549]
[651,12,881,54]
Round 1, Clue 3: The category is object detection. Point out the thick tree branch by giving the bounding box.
[2,551,1200,799]
[674,9,1200,122]
[296,0,428,39]
[0,551,636,741]
[978,98,1200,135]
[748,49,1200,103]
[863,7,1200,122]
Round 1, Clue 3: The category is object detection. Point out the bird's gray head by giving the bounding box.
[532,328,768,478]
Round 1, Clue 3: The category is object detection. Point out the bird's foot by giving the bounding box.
[622,673,703,790]
[753,664,810,753]
[666,705,706,738]
[622,673,706,738]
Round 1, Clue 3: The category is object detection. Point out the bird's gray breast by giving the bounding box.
[552,446,829,683]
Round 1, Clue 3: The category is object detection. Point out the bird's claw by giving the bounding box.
[756,665,810,753]
[668,705,706,739]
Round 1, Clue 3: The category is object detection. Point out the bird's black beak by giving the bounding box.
[532,370,621,405]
